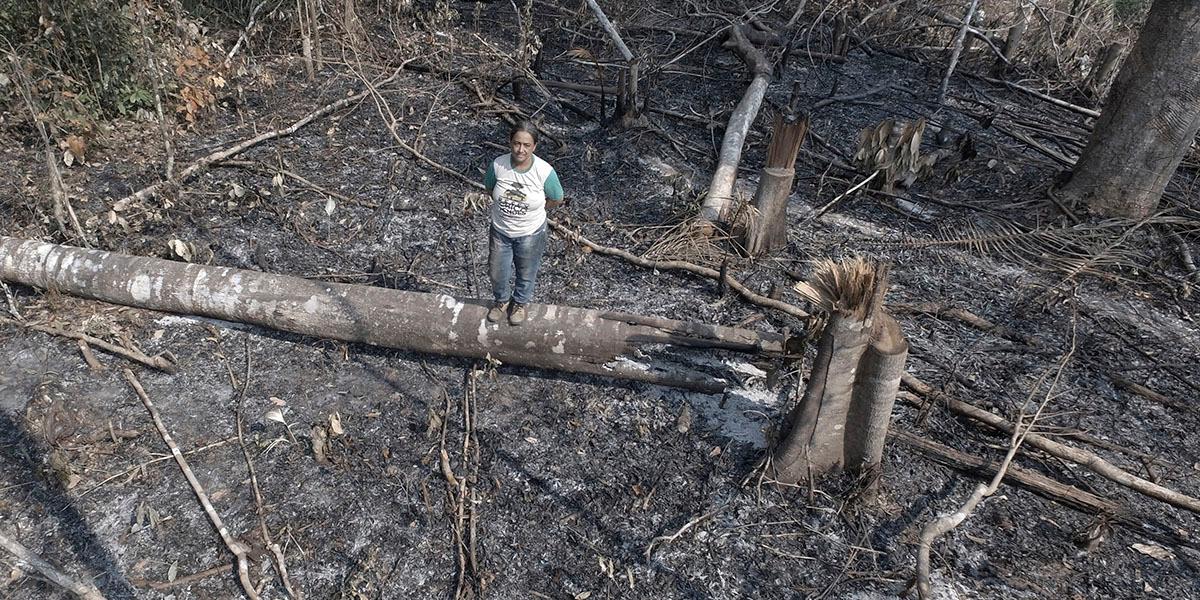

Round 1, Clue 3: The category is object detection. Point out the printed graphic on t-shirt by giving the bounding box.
[498,182,529,217]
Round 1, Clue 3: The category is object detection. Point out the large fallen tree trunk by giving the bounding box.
[0,237,787,392]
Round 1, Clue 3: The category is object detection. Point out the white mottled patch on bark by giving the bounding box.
[477,320,489,345]
[303,295,323,314]
[58,252,76,281]
[552,340,565,354]
[449,331,459,341]
[130,274,153,302]
[438,295,464,325]
[525,341,536,349]
[189,268,209,305]
[545,305,557,320]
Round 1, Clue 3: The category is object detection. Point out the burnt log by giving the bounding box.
[697,25,772,225]
[0,237,787,392]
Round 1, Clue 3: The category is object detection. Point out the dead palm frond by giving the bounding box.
[902,214,1199,289]
[794,257,889,320]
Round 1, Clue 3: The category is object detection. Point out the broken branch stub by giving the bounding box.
[0,237,784,393]
[771,259,907,485]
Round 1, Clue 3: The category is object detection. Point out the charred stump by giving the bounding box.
[770,259,907,485]
[742,112,807,256]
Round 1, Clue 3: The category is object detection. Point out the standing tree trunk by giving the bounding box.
[1058,0,1200,218]
[1084,41,1125,100]
[992,4,1029,75]
[0,237,788,393]
[585,0,643,127]
[771,259,906,485]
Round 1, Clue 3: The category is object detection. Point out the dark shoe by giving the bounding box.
[508,303,528,326]
[487,301,509,323]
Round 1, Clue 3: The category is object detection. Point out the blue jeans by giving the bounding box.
[489,222,547,305]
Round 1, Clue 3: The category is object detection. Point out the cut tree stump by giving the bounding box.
[0,237,787,392]
[742,113,808,256]
[770,259,906,485]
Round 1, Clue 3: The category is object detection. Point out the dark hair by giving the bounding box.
[509,121,540,145]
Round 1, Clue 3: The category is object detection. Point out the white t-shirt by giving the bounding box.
[487,154,562,237]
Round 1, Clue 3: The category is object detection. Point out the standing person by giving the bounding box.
[483,121,565,325]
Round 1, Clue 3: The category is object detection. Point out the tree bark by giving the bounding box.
[1085,41,1125,100]
[772,259,901,485]
[0,237,786,393]
[771,313,871,482]
[743,167,796,256]
[992,4,1029,74]
[1058,0,1200,218]
[844,314,907,475]
[697,25,772,225]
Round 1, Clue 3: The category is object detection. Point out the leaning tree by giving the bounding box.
[1057,0,1200,218]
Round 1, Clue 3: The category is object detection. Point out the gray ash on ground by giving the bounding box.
[1,3,1199,599]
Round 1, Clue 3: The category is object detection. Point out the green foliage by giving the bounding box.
[0,0,139,115]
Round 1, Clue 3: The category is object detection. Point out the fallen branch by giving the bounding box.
[921,7,1008,66]
[129,563,230,591]
[1112,377,1193,415]
[549,221,810,320]
[810,83,893,111]
[585,0,634,60]
[232,341,301,599]
[78,436,240,497]
[979,75,1101,119]
[698,25,773,223]
[644,505,726,559]
[901,373,1200,514]
[122,369,258,599]
[937,0,980,105]
[891,302,1040,347]
[0,530,107,600]
[0,316,176,372]
[916,333,1071,599]
[116,62,410,206]
[891,428,1121,515]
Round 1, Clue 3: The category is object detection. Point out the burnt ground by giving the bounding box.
[2,3,1200,599]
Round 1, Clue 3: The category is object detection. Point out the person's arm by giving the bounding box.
[543,168,567,209]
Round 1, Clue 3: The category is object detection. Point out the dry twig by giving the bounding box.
[645,505,726,559]
[915,322,1075,598]
[901,373,1200,514]
[549,221,810,320]
[232,340,302,598]
[122,369,258,599]
[0,530,106,600]
[116,63,410,206]
[0,317,176,372]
